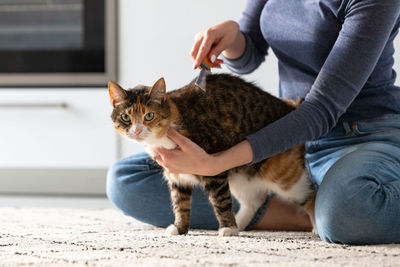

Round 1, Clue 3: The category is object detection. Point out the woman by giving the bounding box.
[107,0,400,244]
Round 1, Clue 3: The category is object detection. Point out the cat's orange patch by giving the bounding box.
[259,145,305,191]
[282,98,302,108]
[153,97,181,139]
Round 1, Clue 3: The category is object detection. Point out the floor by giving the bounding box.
[0,204,399,266]
[0,195,399,266]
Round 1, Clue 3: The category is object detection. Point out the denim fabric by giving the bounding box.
[306,114,400,244]
[107,114,400,244]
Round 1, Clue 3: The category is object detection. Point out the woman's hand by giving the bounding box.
[153,128,254,176]
[190,20,246,69]
[153,128,220,176]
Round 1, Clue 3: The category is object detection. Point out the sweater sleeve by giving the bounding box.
[223,0,269,74]
[246,0,400,164]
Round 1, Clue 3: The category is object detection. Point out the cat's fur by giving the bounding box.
[109,74,316,236]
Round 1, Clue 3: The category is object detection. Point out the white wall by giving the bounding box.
[118,0,400,156]
[118,0,279,90]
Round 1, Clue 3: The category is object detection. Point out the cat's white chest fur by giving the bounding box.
[166,173,199,186]
[141,131,200,186]
[143,132,177,158]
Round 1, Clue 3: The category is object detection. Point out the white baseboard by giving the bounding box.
[0,168,108,196]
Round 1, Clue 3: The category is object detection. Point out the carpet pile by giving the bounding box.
[0,207,398,266]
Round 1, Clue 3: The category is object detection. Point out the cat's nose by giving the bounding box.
[134,128,142,135]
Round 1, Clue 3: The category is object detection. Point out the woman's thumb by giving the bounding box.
[167,128,190,149]
[208,43,226,64]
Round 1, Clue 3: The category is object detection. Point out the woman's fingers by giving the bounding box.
[154,154,177,174]
[193,30,216,69]
[152,128,220,176]
[192,26,225,69]
[190,20,240,69]
[190,32,203,63]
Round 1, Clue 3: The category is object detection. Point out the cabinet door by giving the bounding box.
[0,89,117,168]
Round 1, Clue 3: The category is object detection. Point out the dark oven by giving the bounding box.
[0,0,116,87]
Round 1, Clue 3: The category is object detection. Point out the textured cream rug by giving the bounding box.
[0,207,399,266]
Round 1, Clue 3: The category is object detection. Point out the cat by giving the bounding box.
[108,73,316,236]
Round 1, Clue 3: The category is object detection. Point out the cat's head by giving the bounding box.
[108,78,172,144]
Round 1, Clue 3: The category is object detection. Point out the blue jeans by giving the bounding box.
[107,114,400,244]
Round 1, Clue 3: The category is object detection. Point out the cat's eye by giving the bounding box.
[144,112,154,121]
[121,113,131,122]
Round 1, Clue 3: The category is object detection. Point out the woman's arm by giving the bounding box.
[223,0,269,74]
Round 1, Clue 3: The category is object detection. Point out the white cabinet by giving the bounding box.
[0,89,118,194]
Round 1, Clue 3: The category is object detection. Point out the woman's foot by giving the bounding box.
[252,196,313,231]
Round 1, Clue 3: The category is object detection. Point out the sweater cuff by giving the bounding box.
[245,133,271,165]
[221,33,255,75]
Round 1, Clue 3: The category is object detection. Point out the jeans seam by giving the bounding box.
[245,194,273,230]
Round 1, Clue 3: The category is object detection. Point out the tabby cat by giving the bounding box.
[108,73,316,236]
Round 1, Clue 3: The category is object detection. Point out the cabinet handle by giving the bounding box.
[0,102,68,109]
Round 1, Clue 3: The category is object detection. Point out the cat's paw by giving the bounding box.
[165,224,179,236]
[218,227,239,237]
[312,227,318,235]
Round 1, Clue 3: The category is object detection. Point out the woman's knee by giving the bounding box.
[106,159,126,205]
[107,153,158,194]
[314,142,400,244]
[106,153,166,220]
[315,168,398,244]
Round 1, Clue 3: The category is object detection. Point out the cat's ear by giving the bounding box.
[148,78,167,104]
[108,81,127,107]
